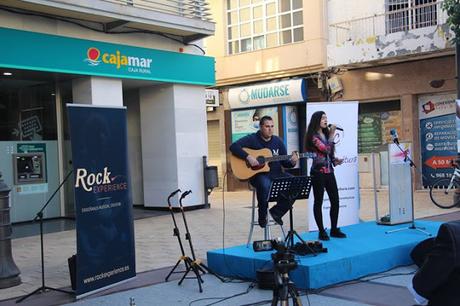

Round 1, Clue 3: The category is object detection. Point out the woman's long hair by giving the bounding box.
[304,111,330,152]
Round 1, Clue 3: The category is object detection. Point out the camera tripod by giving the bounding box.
[271,251,302,306]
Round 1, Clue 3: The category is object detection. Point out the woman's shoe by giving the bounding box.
[318,230,330,241]
[330,228,347,238]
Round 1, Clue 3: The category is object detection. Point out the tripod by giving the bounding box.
[165,189,193,282]
[16,170,74,303]
[271,249,303,306]
[385,141,431,236]
[268,176,315,254]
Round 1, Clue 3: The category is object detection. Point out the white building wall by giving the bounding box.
[124,90,144,205]
[327,0,453,67]
[72,77,123,106]
[328,0,385,24]
[139,84,207,208]
[0,10,203,55]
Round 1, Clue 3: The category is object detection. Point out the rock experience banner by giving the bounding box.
[68,105,135,298]
[418,93,457,186]
[306,102,360,231]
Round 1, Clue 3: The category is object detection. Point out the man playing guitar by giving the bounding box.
[229,115,299,227]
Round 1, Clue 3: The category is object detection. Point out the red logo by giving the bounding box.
[85,47,101,66]
[87,47,100,61]
[422,101,435,114]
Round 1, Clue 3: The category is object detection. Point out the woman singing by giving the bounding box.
[305,111,346,241]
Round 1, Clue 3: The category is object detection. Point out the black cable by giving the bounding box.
[0,5,206,54]
[205,282,255,306]
[308,265,417,294]
[188,282,255,306]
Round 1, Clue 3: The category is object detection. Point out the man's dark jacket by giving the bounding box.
[412,220,460,306]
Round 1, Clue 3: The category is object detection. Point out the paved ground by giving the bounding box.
[1,188,459,305]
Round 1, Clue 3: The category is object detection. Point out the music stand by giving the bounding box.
[268,176,313,252]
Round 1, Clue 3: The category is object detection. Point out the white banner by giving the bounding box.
[228,79,306,109]
[306,102,360,231]
[283,105,300,169]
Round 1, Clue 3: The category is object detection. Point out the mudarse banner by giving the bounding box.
[68,105,135,298]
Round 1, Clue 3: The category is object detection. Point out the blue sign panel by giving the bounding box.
[420,113,457,186]
[68,105,135,297]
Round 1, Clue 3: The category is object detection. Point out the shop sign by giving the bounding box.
[205,89,219,107]
[0,27,214,86]
[419,93,457,186]
[228,79,307,109]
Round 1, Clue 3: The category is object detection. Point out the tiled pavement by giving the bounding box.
[1,188,458,304]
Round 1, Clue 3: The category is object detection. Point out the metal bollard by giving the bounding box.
[0,171,21,288]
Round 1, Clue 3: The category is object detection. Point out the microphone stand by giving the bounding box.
[16,170,74,303]
[176,190,224,292]
[176,190,205,292]
[165,189,191,282]
[385,140,431,236]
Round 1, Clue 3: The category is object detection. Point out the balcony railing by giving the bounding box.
[329,1,447,46]
[102,0,213,21]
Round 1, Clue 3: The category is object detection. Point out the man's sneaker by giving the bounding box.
[318,230,330,241]
[269,209,283,225]
[330,228,347,238]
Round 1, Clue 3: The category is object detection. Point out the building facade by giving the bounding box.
[0,0,215,222]
[206,0,456,191]
[205,0,328,190]
[327,0,456,189]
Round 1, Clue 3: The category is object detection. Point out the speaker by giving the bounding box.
[256,268,275,290]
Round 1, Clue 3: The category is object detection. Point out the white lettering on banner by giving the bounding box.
[228,79,305,109]
[75,167,112,192]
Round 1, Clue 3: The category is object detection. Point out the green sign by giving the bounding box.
[358,113,382,153]
[0,27,215,86]
[17,143,46,154]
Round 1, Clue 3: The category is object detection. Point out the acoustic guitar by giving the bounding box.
[230,148,316,180]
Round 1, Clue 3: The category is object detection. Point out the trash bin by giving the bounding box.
[0,171,21,288]
[204,166,218,189]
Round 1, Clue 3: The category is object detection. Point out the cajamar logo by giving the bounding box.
[84,47,152,73]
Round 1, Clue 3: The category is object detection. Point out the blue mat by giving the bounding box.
[207,221,441,289]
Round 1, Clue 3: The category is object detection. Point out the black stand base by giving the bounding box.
[16,286,73,303]
[165,256,190,282]
[284,209,316,256]
[175,256,206,293]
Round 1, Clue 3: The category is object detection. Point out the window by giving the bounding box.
[226,0,303,54]
[386,0,437,34]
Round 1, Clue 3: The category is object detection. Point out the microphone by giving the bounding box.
[328,124,344,131]
[180,190,192,200]
[168,188,181,199]
[390,128,399,145]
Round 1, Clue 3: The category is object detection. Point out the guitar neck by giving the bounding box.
[266,152,314,163]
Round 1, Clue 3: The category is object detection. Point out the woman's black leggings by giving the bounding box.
[311,172,340,232]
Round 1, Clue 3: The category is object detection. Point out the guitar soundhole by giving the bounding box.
[250,156,266,170]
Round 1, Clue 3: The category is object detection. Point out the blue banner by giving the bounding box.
[420,113,457,186]
[68,105,135,297]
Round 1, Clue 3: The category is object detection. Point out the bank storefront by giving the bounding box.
[0,27,215,222]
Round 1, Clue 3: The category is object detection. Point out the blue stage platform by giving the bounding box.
[207,221,441,289]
